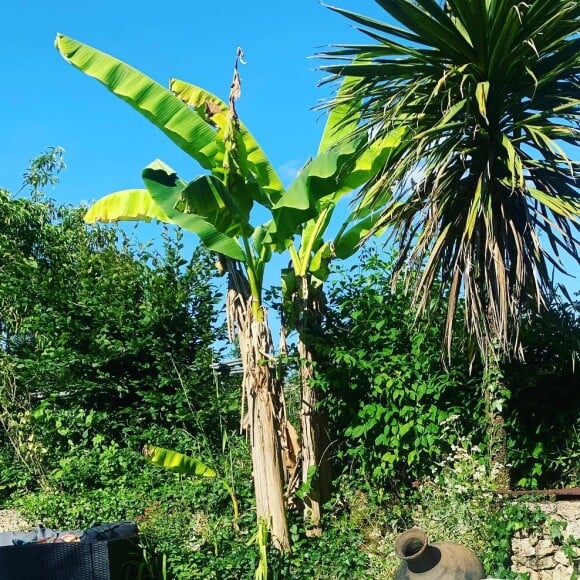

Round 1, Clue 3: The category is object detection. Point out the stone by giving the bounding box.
[549,565,574,580]
[535,554,556,570]
[535,539,556,559]
[555,502,580,523]
[513,536,536,558]
[511,500,580,579]
[554,550,569,566]
[565,520,580,539]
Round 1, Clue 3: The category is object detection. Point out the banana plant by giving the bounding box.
[55,34,401,543]
[56,34,293,550]
[268,75,406,534]
[143,444,239,523]
[173,70,407,534]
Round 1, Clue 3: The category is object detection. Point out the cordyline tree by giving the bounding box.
[55,35,398,546]
[322,0,579,359]
[321,0,579,487]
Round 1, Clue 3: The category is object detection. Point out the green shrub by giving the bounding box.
[318,249,579,491]
[503,299,580,488]
[319,250,484,489]
[0,171,233,496]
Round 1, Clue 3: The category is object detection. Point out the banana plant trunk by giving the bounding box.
[229,281,290,551]
[297,276,331,535]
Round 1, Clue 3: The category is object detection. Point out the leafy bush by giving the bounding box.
[9,430,255,578]
[318,250,484,489]
[503,298,580,488]
[0,172,233,494]
[317,249,579,491]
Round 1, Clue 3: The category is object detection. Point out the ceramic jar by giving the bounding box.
[394,527,485,579]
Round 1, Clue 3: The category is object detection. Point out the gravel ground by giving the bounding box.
[0,510,31,533]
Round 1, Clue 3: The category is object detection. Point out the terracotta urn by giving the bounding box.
[394,527,485,579]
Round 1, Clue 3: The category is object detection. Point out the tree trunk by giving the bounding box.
[296,276,331,536]
[230,287,290,551]
[483,346,510,492]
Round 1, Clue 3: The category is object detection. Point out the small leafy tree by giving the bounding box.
[0,150,220,494]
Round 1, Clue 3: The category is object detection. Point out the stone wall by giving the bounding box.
[511,501,579,579]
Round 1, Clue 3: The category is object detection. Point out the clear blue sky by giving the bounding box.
[1,1,386,203]
[1,0,577,301]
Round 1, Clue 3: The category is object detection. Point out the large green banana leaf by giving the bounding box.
[55,35,221,171]
[277,126,406,214]
[271,126,405,252]
[317,70,362,155]
[143,444,216,477]
[178,174,253,238]
[275,70,406,281]
[83,189,172,224]
[84,160,245,261]
[141,160,245,260]
[171,79,285,209]
[255,77,364,249]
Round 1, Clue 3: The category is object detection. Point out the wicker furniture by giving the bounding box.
[0,522,141,580]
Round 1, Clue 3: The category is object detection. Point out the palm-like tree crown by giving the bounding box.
[322,0,579,359]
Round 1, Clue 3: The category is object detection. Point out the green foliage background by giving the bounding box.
[0,175,235,495]
[317,249,579,492]
[0,155,578,578]
[318,249,485,490]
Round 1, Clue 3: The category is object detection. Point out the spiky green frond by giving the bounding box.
[322,0,580,359]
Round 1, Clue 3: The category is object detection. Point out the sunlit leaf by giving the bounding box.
[142,159,245,261]
[170,78,284,208]
[143,444,216,477]
[55,35,220,171]
[84,189,171,224]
